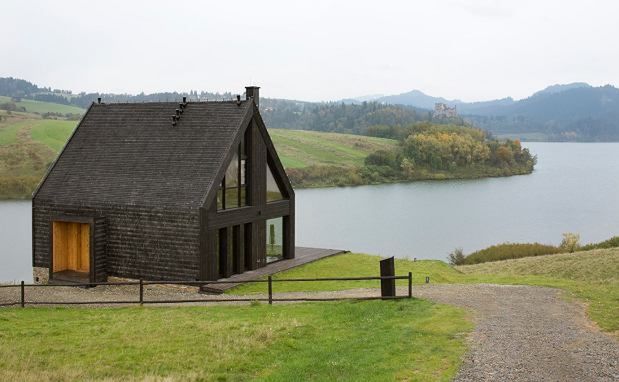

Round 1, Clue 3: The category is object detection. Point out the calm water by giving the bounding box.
[2,143,619,282]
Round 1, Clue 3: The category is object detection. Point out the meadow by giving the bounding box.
[230,249,619,337]
[0,96,84,115]
[1,247,616,381]
[268,129,397,168]
[0,299,470,382]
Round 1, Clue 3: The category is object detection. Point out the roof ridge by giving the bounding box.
[92,99,249,105]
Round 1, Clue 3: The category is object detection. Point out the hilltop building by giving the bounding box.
[434,103,458,118]
[32,86,295,284]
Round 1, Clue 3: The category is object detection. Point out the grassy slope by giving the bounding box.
[29,119,76,151]
[231,249,619,337]
[0,300,471,382]
[0,118,399,198]
[0,95,84,114]
[269,129,398,168]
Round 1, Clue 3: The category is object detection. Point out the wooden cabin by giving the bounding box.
[31,87,295,284]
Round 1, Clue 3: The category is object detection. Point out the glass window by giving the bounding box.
[240,138,248,207]
[225,151,239,209]
[266,161,285,202]
[216,137,250,211]
[217,182,224,210]
[266,217,283,263]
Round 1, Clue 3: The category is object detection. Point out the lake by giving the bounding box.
[2,142,619,282]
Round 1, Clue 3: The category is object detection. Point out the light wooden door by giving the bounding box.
[52,221,90,273]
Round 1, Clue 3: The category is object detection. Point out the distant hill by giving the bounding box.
[531,82,591,97]
[362,82,619,141]
[465,84,619,141]
[0,77,432,135]
[375,89,460,110]
[3,76,619,141]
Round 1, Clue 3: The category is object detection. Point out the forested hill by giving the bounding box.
[260,99,432,134]
[0,77,232,109]
[0,77,434,135]
[465,85,619,141]
[368,83,619,141]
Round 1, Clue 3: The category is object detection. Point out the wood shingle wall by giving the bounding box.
[33,202,200,281]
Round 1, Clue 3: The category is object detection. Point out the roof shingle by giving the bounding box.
[35,101,252,208]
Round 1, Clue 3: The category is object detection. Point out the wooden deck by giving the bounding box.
[201,247,347,294]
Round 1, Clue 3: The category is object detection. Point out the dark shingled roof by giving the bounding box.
[35,101,253,208]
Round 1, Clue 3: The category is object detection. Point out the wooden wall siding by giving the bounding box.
[93,218,107,282]
[33,202,200,281]
[52,221,90,273]
[283,211,294,260]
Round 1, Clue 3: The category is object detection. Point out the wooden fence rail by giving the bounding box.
[0,272,413,308]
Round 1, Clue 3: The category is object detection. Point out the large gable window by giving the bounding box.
[217,137,248,210]
[266,160,285,202]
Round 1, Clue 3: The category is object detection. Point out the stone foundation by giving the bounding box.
[33,267,49,284]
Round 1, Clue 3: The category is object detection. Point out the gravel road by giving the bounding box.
[412,284,619,382]
[1,283,618,381]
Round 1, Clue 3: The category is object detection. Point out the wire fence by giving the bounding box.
[0,273,413,308]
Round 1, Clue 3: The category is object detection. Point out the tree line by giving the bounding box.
[287,122,536,189]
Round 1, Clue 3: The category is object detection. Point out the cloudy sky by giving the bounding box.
[3,0,618,102]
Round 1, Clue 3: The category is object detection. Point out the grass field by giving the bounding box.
[0,300,471,382]
[0,96,85,115]
[29,119,77,151]
[0,114,400,198]
[230,249,619,337]
[269,129,398,168]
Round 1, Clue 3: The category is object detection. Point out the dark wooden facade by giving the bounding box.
[32,87,294,283]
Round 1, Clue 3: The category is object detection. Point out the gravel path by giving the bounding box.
[413,284,619,382]
[1,283,618,381]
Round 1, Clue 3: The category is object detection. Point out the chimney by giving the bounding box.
[245,86,260,107]
[97,97,101,104]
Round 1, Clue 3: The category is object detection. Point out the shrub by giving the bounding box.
[579,236,619,251]
[447,248,465,265]
[461,243,561,265]
[365,150,399,168]
[560,232,580,253]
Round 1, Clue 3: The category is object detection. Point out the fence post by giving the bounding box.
[408,272,412,298]
[20,281,25,308]
[380,257,396,298]
[139,279,144,305]
[268,276,273,305]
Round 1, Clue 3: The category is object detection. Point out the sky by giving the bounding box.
[3,0,619,102]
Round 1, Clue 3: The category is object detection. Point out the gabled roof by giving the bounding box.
[34,100,253,209]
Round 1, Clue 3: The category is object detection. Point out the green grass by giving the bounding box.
[230,249,619,337]
[0,96,85,115]
[232,253,461,295]
[0,300,471,382]
[269,129,398,168]
[0,122,21,145]
[30,119,77,151]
